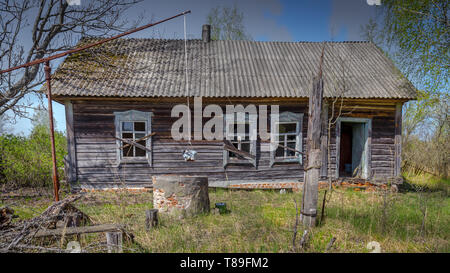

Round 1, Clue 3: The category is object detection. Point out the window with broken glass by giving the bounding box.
[275,122,298,159]
[121,121,147,158]
[228,122,251,159]
[114,110,153,166]
[223,113,257,167]
[270,112,303,166]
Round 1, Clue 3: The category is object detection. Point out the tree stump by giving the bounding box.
[106,231,123,253]
[145,209,158,230]
[152,175,210,217]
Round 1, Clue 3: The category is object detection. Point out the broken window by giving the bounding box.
[270,112,303,166]
[228,122,251,159]
[275,122,298,159]
[223,112,257,167]
[121,121,147,158]
[114,110,153,166]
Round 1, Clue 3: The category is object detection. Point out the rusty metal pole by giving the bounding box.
[44,61,60,202]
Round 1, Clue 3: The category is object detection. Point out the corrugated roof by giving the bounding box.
[51,38,417,99]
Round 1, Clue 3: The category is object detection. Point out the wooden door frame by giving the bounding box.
[335,117,372,179]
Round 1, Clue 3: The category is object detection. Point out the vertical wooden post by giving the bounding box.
[44,61,60,202]
[145,209,158,230]
[302,45,325,227]
[394,102,403,177]
[106,232,123,253]
[65,101,77,185]
[302,76,324,227]
[320,100,329,178]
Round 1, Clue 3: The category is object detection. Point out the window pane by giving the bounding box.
[134,122,146,131]
[279,123,296,134]
[135,148,146,157]
[287,135,296,141]
[286,142,296,157]
[122,122,133,131]
[135,133,145,139]
[279,135,284,142]
[275,147,284,157]
[123,145,133,157]
[122,133,133,139]
[241,142,250,152]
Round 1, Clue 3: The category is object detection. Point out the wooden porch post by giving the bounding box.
[394,102,403,177]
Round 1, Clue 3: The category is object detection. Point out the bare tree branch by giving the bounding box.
[0,0,143,116]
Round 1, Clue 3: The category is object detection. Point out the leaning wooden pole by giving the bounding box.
[301,45,325,227]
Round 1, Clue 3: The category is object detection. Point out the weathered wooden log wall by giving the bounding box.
[324,99,399,178]
[65,97,402,189]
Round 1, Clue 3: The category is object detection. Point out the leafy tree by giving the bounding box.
[362,1,449,178]
[0,121,66,188]
[380,0,448,93]
[206,5,252,41]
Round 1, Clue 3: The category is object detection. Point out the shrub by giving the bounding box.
[0,125,66,188]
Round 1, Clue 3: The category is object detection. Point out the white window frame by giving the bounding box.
[114,110,153,166]
[270,112,303,166]
[223,112,257,167]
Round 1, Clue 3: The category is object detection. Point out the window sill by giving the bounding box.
[120,158,148,164]
[228,159,254,164]
[272,158,302,165]
[224,158,256,168]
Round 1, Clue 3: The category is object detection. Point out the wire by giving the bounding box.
[183,14,192,146]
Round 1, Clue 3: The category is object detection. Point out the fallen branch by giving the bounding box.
[119,132,155,150]
[325,237,336,252]
[277,143,305,155]
[223,140,255,160]
[0,243,70,253]
[114,136,152,152]
[1,194,89,251]
[34,224,125,238]
[299,229,309,250]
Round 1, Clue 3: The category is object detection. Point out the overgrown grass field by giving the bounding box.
[1,176,449,253]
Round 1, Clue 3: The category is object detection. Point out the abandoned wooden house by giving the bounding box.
[50,25,417,190]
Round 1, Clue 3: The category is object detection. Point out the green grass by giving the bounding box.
[1,177,449,253]
[403,172,450,194]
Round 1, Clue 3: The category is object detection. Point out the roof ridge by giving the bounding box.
[78,36,373,44]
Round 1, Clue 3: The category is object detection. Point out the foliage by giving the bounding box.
[0,124,66,188]
[380,0,449,93]
[402,92,449,178]
[206,4,252,41]
[364,1,449,178]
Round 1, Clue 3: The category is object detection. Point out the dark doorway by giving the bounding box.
[339,122,367,177]
[339,123,353,176]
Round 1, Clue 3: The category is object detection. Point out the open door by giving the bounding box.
[352,123,365,177]
[337,118,371,179]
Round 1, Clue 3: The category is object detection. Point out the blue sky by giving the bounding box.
[5,0,380,135]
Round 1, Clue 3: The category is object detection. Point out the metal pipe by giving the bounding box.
[44,61,60,202]
[0,10,191,74]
